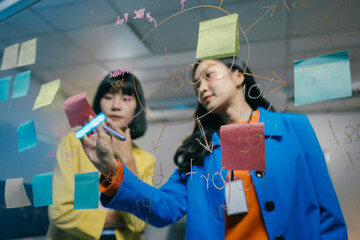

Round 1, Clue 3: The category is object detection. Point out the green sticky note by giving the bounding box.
[294,51,352,106]
[32,172,53,207]
[17,119,38,152]
[74,172,99,209]
[196,14,240,60]
[11,70,31,99]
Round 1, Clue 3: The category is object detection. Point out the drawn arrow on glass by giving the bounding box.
[195,117,214,153]
[152,123,166,151]
[244,71,286,96]
[244,5,276,33]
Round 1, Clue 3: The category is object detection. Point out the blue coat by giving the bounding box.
[101,107,347,240]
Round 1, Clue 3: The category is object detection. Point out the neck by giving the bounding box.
[220,98,253,124]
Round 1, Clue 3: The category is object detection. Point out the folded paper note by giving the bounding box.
[33,79,61,110]
[74,171,99,209]
[5,178,32,209]
[17,119,37,152]
[64,92,96,128]
[294,50,352,106]
[11,70,31,99]
[0,76,12,102]
[220,122,265,171]
[196,14,240,60]
[17,38,37,67]
[0,43,19,70]
[44,87,64,113]
[32,172,53,207]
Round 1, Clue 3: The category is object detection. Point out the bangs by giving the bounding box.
[104,75,136,96]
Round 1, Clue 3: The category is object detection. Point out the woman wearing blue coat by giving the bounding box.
[81,57,347,240]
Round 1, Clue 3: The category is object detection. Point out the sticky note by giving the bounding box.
[220,123,265,171]
[44,88,64,113]
[33,79,61,110]
[74,171,99,209]
[5,178,32,209]
[17,119,37,152]
[17,38,37,67]
[11,70,31,99]
[32,172,53,207]
[294,50,352,106]
[64,92,96,128]
[0,76,12,102]
[0,43,19,70]
[196,14,240,60]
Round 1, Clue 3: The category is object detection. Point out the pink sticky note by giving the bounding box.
[220,123,265,171]
[64,92,95,128]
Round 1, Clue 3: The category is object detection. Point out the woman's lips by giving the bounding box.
[109,116,122,120]
[203,96,211,103]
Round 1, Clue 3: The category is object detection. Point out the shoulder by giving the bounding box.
[259,107,309,125]
[60,131,82,148]
[132,144,156,165]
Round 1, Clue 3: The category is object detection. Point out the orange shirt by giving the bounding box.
[225,109,269,240]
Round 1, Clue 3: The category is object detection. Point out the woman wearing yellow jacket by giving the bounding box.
[47,71,156,240]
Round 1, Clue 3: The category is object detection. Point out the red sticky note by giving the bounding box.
[220,123,265,171]
[64,92,95,128]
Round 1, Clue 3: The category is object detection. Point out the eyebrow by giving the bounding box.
[193,63,217,81]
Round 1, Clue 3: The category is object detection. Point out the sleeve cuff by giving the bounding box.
[99,159,123,197]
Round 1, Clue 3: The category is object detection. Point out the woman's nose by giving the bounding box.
[197,78,208,94]
[111,96,123,110]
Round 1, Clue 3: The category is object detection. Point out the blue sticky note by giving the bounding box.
[74,171,99,209]
[0,76,12,102]
[294,50,352,106]
[11,70,31,99]
[32,172,53,207]
[17,119,38,152]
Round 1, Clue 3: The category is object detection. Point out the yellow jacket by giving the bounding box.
[47,133,156,240]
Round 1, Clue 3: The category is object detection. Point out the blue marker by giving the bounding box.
[75,113,126,141]
[101,124,126,141]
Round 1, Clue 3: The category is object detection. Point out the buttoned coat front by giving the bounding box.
[102,107,347,240]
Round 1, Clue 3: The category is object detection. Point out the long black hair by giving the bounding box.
[92,71,147,140]
[174,57,274,174]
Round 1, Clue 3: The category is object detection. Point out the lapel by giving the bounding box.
[258,107,283,138]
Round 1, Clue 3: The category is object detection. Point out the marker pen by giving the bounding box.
[75,112,126,141]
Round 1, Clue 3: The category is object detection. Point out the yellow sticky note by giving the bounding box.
[196,14,240,60]
[17,38,37,67]
[33,79,61,110]
[5,178,32,209]
[44,88,64,113]
[1,43,19,70]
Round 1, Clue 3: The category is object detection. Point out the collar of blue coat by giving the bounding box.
[211,107,284,148]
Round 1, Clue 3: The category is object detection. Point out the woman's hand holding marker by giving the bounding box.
[80,117,118,177]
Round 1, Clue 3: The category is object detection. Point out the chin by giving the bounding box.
[206,102,224,114]
[109,123,122,130]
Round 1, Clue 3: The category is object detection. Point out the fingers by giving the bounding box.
[124,128,132,141]
[79,134,94,156]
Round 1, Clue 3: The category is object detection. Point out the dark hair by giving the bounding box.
[174,57,274,174]
[92,71,147,139]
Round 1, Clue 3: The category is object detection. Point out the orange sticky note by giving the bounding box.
[220,123,265,171]
[64,92,96,128]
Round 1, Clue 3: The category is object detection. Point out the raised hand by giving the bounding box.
[80,123,118,176]
[106,119,137,173]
